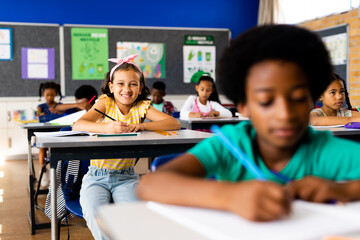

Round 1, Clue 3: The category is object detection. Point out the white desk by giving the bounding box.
[313,126,360,142]
[97,201,360,240]
[20,123,71,234]
[179,117,248,130]
[35,130,213,240]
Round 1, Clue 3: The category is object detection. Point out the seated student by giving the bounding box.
[310,73,360,126]
[151,81,176,115]
[53,85,98,114]
[37,81,63,187]
[137,25,360,222]
[180,75,232,120]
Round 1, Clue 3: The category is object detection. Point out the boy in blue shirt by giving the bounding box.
[137,25,360,222]
[151,81,176,115]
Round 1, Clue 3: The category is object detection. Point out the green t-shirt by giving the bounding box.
[152,102,164,112]
[188,121,360,184]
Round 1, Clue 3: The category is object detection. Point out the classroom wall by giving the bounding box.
[0,0,259,39]
[299,8,360,107]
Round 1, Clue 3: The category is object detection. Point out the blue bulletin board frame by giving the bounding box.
[0,27,13,61]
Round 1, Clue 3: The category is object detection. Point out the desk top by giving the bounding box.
[97,201,360,240]
[179,117,248,123]
[313,126,360,136]
[20,122,72,130]
[35,130,213,148]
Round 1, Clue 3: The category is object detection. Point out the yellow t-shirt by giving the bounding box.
[91,94,151,170]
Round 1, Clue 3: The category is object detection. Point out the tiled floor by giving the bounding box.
[0,157,150,240]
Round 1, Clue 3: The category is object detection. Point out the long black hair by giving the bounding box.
[38,82,62,101]
[197,75,221,104]
[332,73,352,110]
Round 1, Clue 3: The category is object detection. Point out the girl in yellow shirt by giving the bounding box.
[73,54,180,240]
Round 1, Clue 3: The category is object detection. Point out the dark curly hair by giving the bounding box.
[38,81,62,101]
[218,24,333,105]
[101,63,150,101]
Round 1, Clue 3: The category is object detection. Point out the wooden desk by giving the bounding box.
[20,123,71,234]
[35,130,212,240]
[97,201,360,240]
[313,126,360,142]
[179,117,248,130]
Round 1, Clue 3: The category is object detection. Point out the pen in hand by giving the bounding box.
[94,108,116,121]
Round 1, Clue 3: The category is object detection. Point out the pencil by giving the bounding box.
[210,125,266,181]
[356,106,360,112]
[153,130,171,136]
[88,95,96,104]
[94,108,116,121]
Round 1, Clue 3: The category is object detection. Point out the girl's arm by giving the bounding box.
[180,96,195,119]
[210,102,233,118]
[141,106,181,131]
[137,153,291,222]
[73,98,128,133]
[36,106,43,116]
[309,111,360,126]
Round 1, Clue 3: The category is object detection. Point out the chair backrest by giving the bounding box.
[60,126,72,131]
[151,153,182,172]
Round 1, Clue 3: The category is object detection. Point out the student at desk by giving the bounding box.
[310,73,360,126]
[73,54,180,240]
[137,25,360,222]
[180,75,232,120]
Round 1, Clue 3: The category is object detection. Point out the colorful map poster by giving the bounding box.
[71,28,109,80]
[21,48,55,79]
[322,33,347,65]
[183,35,215,83]
[0,28,12,60]
[116,42,165,78]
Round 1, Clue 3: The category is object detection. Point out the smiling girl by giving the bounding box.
[73,54,180,240]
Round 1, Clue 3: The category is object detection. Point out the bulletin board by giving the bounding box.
[0,22,61,97]
[63,24,230,95]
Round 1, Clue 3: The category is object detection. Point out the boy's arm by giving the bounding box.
[310,111,360,126]
[287,176,360,202]
[54,102,91,113]
[137,153,291,221]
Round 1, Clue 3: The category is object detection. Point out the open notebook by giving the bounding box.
[147,201,360,240]
[34,131,140,137]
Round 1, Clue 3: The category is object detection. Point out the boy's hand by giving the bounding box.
[104,121,129,133]
[286,176,345,203]
[224,181,291,221]
[126,123,144,132]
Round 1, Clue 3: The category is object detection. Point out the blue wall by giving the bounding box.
[0,0,259,38]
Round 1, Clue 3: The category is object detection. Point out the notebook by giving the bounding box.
[147,201,360,240]
[34,131,140,137]
[48,110,86,124]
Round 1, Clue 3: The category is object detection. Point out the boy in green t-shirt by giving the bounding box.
[137,25,360,222]
[151,81,176,116]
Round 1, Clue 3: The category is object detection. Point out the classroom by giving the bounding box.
[1,0,360,239]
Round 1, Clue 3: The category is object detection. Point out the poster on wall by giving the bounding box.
[0,28,12,60]
[21,48,55,79]
[116,42,165,78]
[71,28,109,80]
[183,35,215,83]
[322,33,347,65]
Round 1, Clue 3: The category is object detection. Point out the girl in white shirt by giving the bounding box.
[180,75,232,120]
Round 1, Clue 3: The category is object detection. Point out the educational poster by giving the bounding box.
[322,33,347,65]
[21,48,55,79]
[116,42,165,78]
[71,28,109,80]
[0,28,12,60]
[183,35,215,83]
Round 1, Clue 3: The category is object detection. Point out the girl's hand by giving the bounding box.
[205,111,220,118]
[103,121,129,133]
[126,123,144,132]
[224,181,291,221]
[189,112,203,118]
[286,176,345,203]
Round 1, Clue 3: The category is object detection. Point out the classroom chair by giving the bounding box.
[151,153,183,171]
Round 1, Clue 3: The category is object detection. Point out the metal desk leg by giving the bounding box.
[50,165,58,240]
